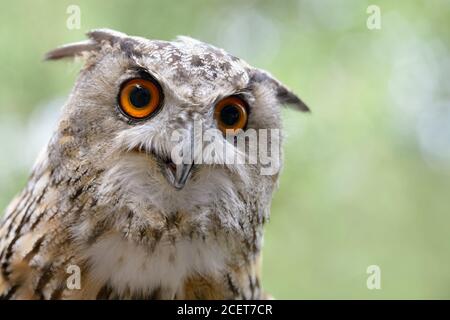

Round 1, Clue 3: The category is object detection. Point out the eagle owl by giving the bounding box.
[0,29,308,299]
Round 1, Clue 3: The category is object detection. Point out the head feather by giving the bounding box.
[44,28,127,61]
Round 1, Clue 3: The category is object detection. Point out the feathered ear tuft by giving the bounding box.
[249,69,310,112]
[44,40,98,60]
[86,28,127,43]
[44,28,127,61]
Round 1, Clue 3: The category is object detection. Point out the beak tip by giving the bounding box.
[163,162,194,190]
[173,184,185,190]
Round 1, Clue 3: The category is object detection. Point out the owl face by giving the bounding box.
[46,29,308,214]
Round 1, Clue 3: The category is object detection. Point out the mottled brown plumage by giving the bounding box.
[0,29,308,299]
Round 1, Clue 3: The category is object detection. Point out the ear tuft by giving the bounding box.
[44,40,98,61]
[44,28,127,61]
[249,69,310,112]
[275,83,310,112]
[86,28,127,43]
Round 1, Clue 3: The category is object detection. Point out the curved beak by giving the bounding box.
[164,162,194,190]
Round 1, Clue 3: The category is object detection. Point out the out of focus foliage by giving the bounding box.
[0,0,449,298]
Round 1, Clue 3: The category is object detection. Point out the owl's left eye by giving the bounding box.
[214,96,248,134]
[119,78,162,120]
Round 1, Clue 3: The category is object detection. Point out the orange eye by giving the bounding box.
[119,78,162,119]
[214,96,248,134]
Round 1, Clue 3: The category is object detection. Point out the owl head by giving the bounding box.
[45,29,308,216]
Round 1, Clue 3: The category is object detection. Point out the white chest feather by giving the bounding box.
[84,233,226,297]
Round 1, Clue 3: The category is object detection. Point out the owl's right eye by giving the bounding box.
[119,78,162,120]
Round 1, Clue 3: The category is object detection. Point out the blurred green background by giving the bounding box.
[1,0,449,299]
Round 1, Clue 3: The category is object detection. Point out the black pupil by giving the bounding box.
[220,105,240,126]
[129,85,151,108]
